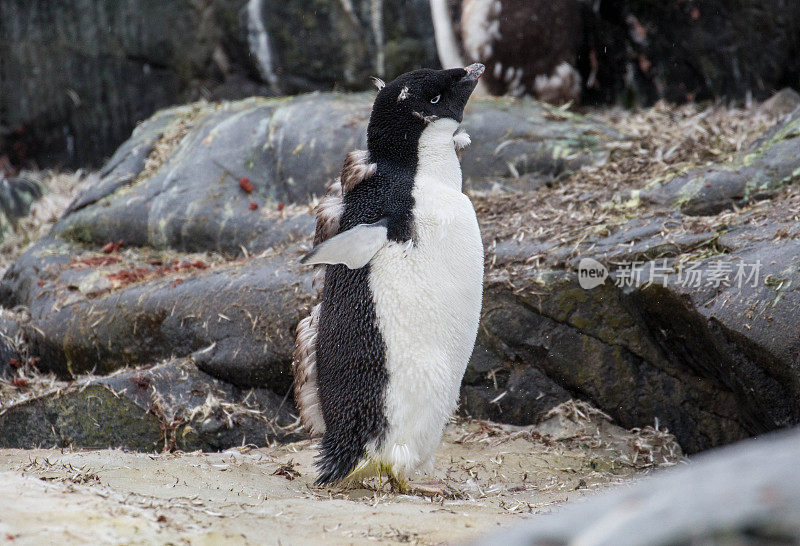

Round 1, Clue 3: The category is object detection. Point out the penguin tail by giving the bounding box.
[314,432,371,486]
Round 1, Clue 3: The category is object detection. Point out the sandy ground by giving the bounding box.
[0,413,682,545]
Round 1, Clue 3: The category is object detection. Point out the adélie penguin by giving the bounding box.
[294,63,485,491]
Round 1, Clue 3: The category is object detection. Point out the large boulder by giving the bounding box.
[48,93,619,251]
[1,238,312,391]
[476,426,800,545]
[475,204,800,453]
[53,94,376,227]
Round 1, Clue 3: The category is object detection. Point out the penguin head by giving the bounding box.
[367,64,484,160]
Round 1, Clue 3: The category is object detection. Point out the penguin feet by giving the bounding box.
[381,464,463,498]
[387,471,409,495]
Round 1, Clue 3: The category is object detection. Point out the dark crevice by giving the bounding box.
[516,278,796,439]
[630,284,800,435]
[480,285,768,453]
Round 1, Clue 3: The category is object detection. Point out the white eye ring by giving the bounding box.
[430,95,441,104]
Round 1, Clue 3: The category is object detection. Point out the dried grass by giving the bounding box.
[475,101,781,271]
[454,399,683,471]
[0,368,62,413]
[137,103,210,184]
[0,307,28,355]
[0,171,91,276]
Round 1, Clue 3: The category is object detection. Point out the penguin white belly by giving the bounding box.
[368,122,483,476]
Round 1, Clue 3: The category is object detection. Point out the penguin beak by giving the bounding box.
[453,63,484,100]
[439,63,485,123]
[461,63,485,83]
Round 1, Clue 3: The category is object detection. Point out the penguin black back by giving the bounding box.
[314,148,416,484]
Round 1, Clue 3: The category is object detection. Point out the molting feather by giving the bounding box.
[340,150,377,193]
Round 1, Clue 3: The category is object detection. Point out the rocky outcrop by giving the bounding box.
[1,93,799,455]
[0,0,438,170]
[1,237,312,390]
[477,426,800,545]
[475,208,800,453]
[459,100,800,454]
[0,93,619,447]
[36,93,618,253]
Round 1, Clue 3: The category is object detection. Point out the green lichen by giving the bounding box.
[760,116,800,150]
[57,223,96,245]
[51,386,162,449]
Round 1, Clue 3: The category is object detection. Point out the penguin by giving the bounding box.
[293,63,486,490]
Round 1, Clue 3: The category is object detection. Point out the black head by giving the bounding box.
[367,64,484,162]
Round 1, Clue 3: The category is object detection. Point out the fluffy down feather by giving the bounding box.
[341,150,377,193]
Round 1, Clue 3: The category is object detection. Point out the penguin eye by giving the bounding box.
[430,95,441,104]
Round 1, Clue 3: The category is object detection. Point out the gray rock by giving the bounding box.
[0,358,299,451]
[477,201,800,454]
[459,99,621,187]
[1,235,313,390]
[43,94,618,254]
[475,427,800,546]
[477,278,749,454]
[64,107,189,215]
[460,344,572,424]
[759,88,800,118]
[0,384,163,450]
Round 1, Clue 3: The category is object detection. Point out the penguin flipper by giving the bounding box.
[300,219,388,269]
